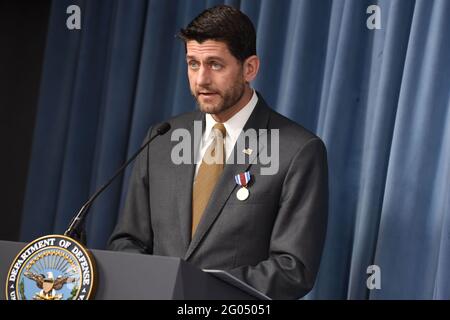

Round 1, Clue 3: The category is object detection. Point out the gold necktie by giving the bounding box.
[192,123,227,237]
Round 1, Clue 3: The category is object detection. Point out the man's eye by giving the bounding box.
[211,63,222,70]
[188,61,200,69]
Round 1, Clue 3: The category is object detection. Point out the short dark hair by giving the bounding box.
[178,5,257,63]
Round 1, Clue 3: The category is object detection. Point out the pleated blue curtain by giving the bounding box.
[20,0,450,299]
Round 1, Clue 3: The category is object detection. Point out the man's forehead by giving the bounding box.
[186,40,231,58]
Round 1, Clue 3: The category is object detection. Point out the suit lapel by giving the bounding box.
[173,111,204,253]
[185,95,271,260]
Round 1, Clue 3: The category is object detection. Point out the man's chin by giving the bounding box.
[197,103,223,115]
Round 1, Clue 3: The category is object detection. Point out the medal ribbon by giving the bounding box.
[234,171,251,187]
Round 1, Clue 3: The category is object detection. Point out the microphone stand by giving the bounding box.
[64,123,171,243]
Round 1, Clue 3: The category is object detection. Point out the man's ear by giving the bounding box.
[243,55,260,82]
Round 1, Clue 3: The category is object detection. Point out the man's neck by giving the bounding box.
[211,86,253,123]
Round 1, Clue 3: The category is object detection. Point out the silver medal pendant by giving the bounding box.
[236,187,250,201]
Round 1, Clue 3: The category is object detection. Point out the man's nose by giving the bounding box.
[196,65,211,86]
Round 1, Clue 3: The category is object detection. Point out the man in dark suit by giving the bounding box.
[108,5,328,300]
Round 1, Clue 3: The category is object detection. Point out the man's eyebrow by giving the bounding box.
[206,56,226,62]
[186,55,226,62]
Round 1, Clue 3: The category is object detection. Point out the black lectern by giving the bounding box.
[0,240,264,300]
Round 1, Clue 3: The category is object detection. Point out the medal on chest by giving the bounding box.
[234,171,251,201]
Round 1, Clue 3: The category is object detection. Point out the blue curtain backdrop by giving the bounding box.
[20,0,450,299]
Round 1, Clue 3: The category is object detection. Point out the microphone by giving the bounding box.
[64,122,171,242]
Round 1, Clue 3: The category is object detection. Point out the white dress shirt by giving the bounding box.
[194,89,258,177]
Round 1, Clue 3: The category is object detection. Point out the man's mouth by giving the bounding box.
[198,91,219,97]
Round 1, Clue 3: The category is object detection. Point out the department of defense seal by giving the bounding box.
[5,235,96,300]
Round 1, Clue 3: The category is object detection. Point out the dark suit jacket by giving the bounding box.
[108,94,328,299]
